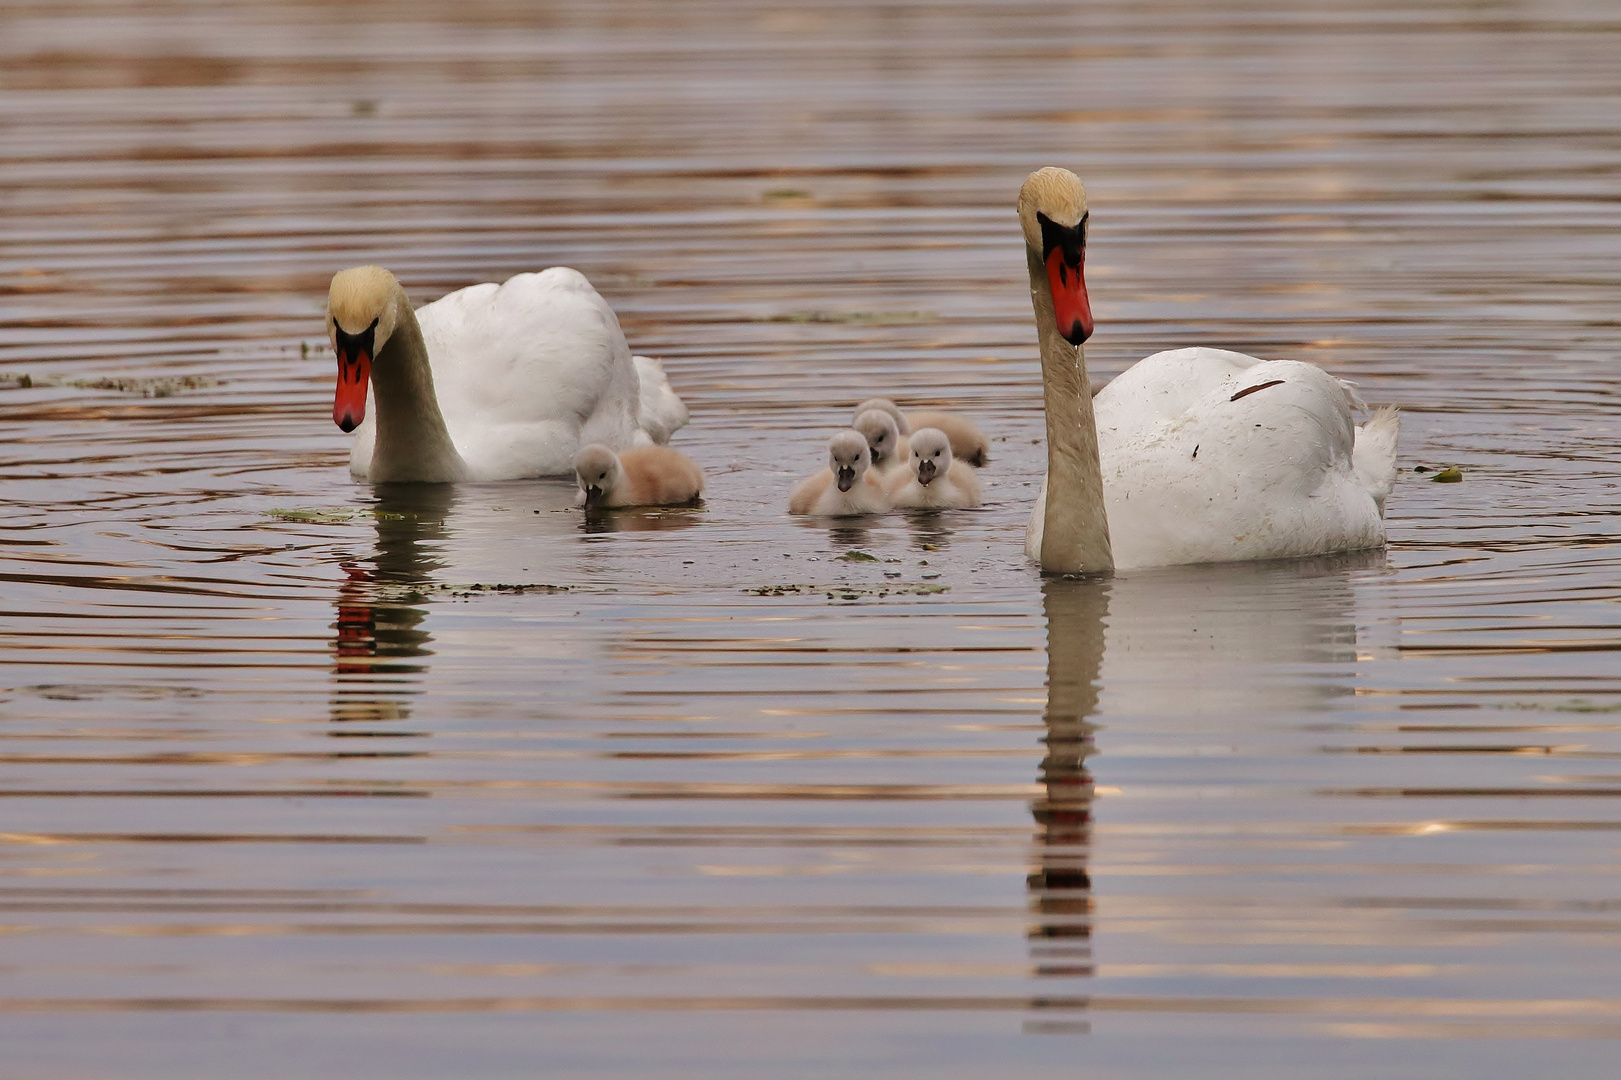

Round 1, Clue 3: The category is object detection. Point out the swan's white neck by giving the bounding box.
[369,290,467,484]
[1028,245,1113,574]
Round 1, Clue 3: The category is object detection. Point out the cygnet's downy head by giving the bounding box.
[574,443,623,507]
[908,427,953,486]
[327,266,405,433]
[827,430,872,493]
[852,397,909,435]
[852,408,902,468]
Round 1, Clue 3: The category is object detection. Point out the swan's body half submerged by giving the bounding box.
[328,266,688,483]
[1017,168,1399,572]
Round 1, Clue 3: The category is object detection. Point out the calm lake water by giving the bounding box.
[2,0,1620,1076]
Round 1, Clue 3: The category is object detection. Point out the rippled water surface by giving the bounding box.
[2,0,1620,1075]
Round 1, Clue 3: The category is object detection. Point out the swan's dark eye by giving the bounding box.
[599,472,607,480]
[933,451,941,457]
[1037,210,1087,267]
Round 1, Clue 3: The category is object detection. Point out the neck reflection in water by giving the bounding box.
[330,483,456,726]
[1030,578,1107,981]
[1026,553,1386,1005]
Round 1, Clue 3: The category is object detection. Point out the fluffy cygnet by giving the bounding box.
[576,443,704,508]
[852,408,910,475]
[886,427,982,509]
[788,430,892,516]
[851,397,989,467]
[853,398,909,434]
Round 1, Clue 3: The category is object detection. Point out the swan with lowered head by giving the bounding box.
[788,430,892,516]
[1018,167,1399,573]
[328,266,688,483]
[887,427,982,509]
[852,397,989,467]
[575,444,705,508]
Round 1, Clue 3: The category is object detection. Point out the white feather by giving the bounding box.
[1027,347,1399,570]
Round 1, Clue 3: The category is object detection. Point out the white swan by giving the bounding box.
[1018,168,1399,573]
[328,266,688,483]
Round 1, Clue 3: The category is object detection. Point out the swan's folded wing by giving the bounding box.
[1095,346,1264,429]
[1097,358,1374,567]
[409,269,650,476]
[418,269,632,426]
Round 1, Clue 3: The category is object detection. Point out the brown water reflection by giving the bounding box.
[3,0,1621,1076]
[1028,581,1105,986]
[329,486,453,723]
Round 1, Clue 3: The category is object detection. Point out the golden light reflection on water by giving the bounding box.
[2,0,1621,1074]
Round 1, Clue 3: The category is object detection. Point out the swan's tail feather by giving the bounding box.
[1353,406,1400,515]
[1332,376,1368,413]
[632,354,690,445]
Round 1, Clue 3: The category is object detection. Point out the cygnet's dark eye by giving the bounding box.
[933,450,941,457]
[599,472,607,480]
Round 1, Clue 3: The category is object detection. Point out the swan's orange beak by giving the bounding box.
[333,347,370,432]
[1038,210,1094,346]
[331,316,378,433]
[1046,247,1093,346]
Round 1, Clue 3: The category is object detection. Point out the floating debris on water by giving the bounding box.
[265,507,361,523]
[1431,466,1463,483]
[746,582,950,600]
[836,549,880,562]
[756,310,936,325]
[427,582,573,599]
[2,372,220,396]
[1501,698,1621,714]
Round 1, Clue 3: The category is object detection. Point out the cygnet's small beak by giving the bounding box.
[836,465,856,492]
[583,484,604,507]
[917,458,937,485]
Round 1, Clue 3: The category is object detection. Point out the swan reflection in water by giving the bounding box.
[1029,578,1107,984]
[900,509,957,553]
[789,514,880,552]
[578,504,706,535]
[329,484,456,726]
[1026,553,1386,1010]
[789,509,961,556]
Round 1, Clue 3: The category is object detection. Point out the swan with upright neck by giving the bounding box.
[1018,167,1399,573]
[328,266,688,483]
